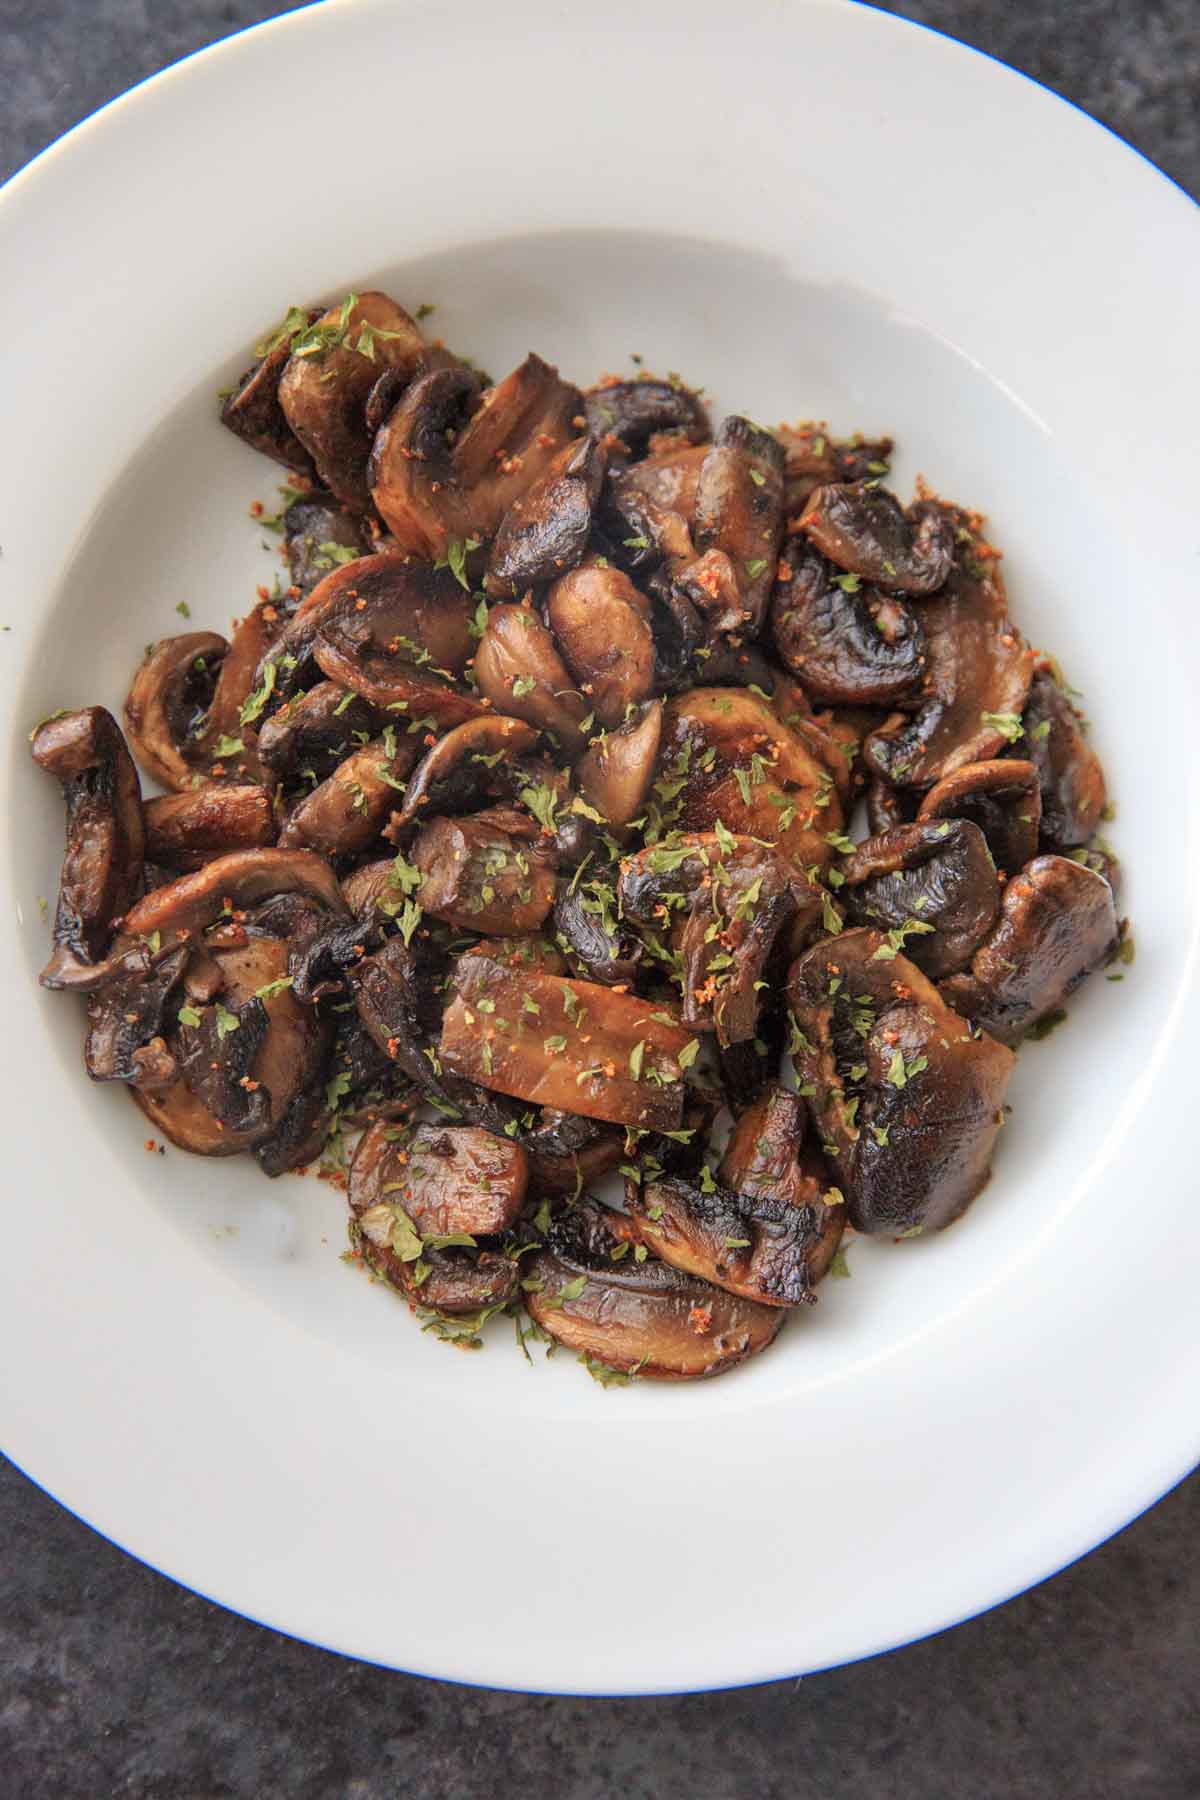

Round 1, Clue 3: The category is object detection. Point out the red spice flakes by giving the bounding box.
[256,585,271,602]
[249,501,265,518]
[355,598,367,611]
[262,605,279,623]
[777,559,793,583]
[238,1076,261,1092]
[688,1303,713,1335]
[535,432,556,449]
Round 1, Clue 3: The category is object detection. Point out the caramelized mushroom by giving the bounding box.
[917,759,1041,876]
[31,707,146,987]
[440,947,698,1129]
[788,929,1015,1235]
[394,713,540,826]
[256,682,384,784]
[553,880,643,987]
[371,356,583,559]
[121,847,348,950]
[606,443,708,560]
[675,416,785,635]
[484,436,606,594]
[220,314,318,472]
[1022,668,1108,850]
[719,1086,845,1284]
[278,291,428,509]
[349,1119,528,1238]
[940,855,1119,1044]
[124,632,227,790]
[524,1201,782,1379]
[279,733,419,859]
[776,424,894,514]
[522,1111,626,1196]
[864,508,1034,787]
[411,811,557,933]
[283,493,371,600]
[575,700,662,829]
[840,820,1001,979]
[797,483,955,596]
[545,561,655,727]
[865,776,916,837]
[473,602,588,748]
[83,946,189,1088]
[771,541,926,705]
[584,378,709,458]
[145,786,277,870]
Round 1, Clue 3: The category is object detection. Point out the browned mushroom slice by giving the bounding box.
[544,561,655,728]
[1022,668,1108,850]
[84,945,189,1087]
[940,855,1119,1044]
[575,700,662,830]
[484,436,606,594]
[440,948,697,1130]
[797,483,955,597]
[840,820,1001,979]
[338,859,398,920]
[917,759,1041,876]
[788,929,1015,1235]
[349,1119,528,1239]
[195,602,280,781]
[657,687,847,875]
[679,415,786,636]
[31,707,146,988]
[145,785,277,870]
[257,682,384,784]
[523,1111,626,1195]
[284,492,372,600]
[394,713,540,826]
[121,847,347,950]
[553,878,643,988]
[371,356,583,559]
[279,732,419,858]
[864,511,1034,788]
[124,632,227,790]
[585,377,709,458]
[220,313,318,473]
[865,776,915,837]
[278,292,428,509]
[473,601,588,748]
[524,1202,782,1379]
[351,1213,520,1315]
[411,812,557,933]
[771,541,926,705]
[608,443,708,534]
[718,1085,845,1285]
[776,424,894,514]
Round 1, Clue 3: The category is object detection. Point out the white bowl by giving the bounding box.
[1,0,1197,1695]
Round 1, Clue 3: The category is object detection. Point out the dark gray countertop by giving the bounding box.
[2,4,1197,1795]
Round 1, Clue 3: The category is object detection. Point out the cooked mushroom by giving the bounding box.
[840,820,1001,979]
[655,687,847,875]
[279,731,419,859]
[473,601,588,748]
[411,810,557,933]
[1022,668,1108,850]
[440,946,698,1130]
[775,424,894,514]
[522,1110,626,1195]
[553,878,643,987]
[31,707,146,987]
[257,682,384,784]
[864,508,1034,787]
[394,714,540,827]
[351,1218,520,1316]
[939,855,1119,1044]
[144,786,277,871]
[220,312,318,472]
[865,776,915,837]
[788,929,1015,1235]
[771,541,926,705]
[283,492,372,599]
[371,355,583,559]
[719,1086,845,1284]
[523,1201,782,1379]
[543,560,655,728]
[584,378,709,459]
[916,759,1041,876]
[84,946,189,1086]
[605,443,708,557]
[124,632,228,790]
[278,291,428,509]
[120,847,347,950]
[484,436,606,594]
[349,1119,529,1239]
[339,858,401,919]
[797,483,955,596]
[575,700,662,830]
[674,416,785,636]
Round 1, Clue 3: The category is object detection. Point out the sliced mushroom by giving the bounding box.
[606,442,708,550]
[840,820,1001,979]
[553,877,643,987]
[278,291,428,509]
[524,1201,782,1379]
[585,377,709,459]
[1022,668,1108,850]
[144,786,277,871]
[411,811,557,933]
[284,493,371,600]
[544,560,655,728]
[220,314,318,473]
[84,946,189,1086]
[771,541,926,705]
[788,928,1015,1235]
[864,510,1034,788]
[865,776,916,837]
[656,687,847,875]
[288,912,379,1005]
[440,947,698,1130]
[917,759,1041,876]
[575,700,662,830]
[371,355,583,559]
[351,1220,520,1316]
[776,424,894,514]
[674,416,785,636]
[717,1014,786,1111]
[719,1086,845,1284]
[394,713,540,827]
[522,1110,626,1196]
[279,732,419,859]
[940,855,1119,1044]
[255,1082,334,1177]
[473,601,588,748]
[349,1119,528,1239]
[797,483,955,597]
[257,682,384,785]
[124,632,227,790]
[339,858,401,920]
[121,847,347,950]
[31,707,146,987]
[484,436,606,594]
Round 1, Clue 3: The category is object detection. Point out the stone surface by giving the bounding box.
[2,3,1197,1795]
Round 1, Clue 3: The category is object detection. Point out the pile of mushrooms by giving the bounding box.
[30,290,1126,1382]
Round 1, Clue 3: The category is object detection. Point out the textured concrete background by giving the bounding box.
[1,3,1197,1795]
